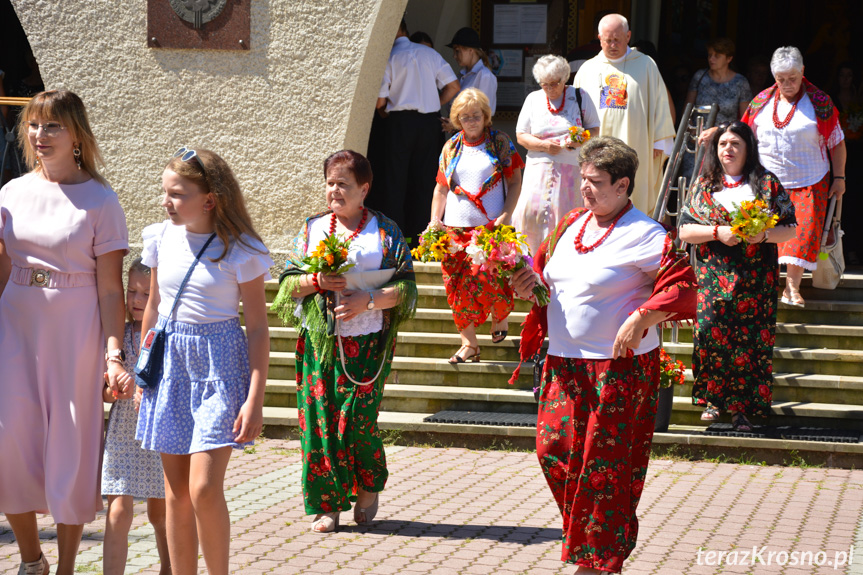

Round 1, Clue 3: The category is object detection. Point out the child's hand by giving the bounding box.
[102,373,117,403]
[233,400,263,443]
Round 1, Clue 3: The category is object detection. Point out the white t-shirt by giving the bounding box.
[443,142,505,227]
[712,175,756,212]
[379,37,458,113]
[141,221,273,324]
[543,208,666,359]
[753,93,844,188]
[516,86,600,166]
[307,214,384,336]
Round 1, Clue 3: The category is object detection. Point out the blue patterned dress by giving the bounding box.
[102,323,165,498]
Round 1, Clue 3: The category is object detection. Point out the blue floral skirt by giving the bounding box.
[136,316,252,454]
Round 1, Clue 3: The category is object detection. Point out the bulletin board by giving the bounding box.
[471,0,630,118]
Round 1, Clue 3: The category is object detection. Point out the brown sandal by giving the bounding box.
[448,345,480,364]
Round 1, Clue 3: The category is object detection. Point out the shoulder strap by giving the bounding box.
[574,86,584,126]
[169,233,217,317]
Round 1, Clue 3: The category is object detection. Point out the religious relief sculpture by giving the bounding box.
[169,0,227,29]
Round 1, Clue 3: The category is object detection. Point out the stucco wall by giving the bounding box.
[10,0,407,253]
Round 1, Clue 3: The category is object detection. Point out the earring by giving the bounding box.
[73,146,82,170]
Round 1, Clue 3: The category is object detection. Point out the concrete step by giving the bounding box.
[265,380,537,414]
[266,346,863,408]
[664,341,863,377]
[676,371,863,404]
[266,350,534,389]
[665,322,863,350]
[264,378,863,429]
[269,327,524,361]
[259,406,863,467]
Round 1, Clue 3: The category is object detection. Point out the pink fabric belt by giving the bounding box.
[10,264,97,288]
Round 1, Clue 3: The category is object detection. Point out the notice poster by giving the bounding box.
[493,5,547,44]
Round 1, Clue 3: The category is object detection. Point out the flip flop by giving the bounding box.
[732,412,753,432]
[491,330,508,344]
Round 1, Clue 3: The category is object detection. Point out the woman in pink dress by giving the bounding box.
[0,90,131,575]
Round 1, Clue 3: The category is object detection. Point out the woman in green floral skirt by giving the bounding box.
[680,122,796,431]
[272,150,416,533]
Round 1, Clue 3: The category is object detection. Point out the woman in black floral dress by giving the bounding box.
[679,122,796,430]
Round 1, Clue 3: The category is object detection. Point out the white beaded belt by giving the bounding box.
[10,264,97,288]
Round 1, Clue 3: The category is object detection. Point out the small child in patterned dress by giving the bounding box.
[101,258,170,575]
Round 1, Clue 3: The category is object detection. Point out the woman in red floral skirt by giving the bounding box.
[511,137,696,573]
[679,122,797,431]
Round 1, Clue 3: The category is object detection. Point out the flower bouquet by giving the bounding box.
[465,225,550,306]
[411,220,461,263]
[300,234,355,274]
[568,125,591,145]
[729,198,779,239]
[659,348,686,388]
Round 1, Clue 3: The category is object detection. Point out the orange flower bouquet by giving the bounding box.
[301,234,355,274]
[568,125,591,145]
[729,198,778,239]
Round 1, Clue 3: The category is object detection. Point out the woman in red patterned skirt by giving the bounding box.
[429,88,524,363]
[740,46,846,306]
[510,137,697,573]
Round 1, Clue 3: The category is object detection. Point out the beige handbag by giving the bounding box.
[811,197,845,290]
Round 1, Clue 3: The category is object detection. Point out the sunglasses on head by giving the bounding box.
[173,146,197,162]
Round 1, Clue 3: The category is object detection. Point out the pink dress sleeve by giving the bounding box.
[93,191,129,257]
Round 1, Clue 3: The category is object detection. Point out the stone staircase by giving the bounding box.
[256,263,863,467]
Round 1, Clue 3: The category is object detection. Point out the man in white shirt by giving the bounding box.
[377,20,460,241]
[574,14,674,215]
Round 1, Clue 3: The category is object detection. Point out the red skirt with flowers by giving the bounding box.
[777,173,829,268]
[690,237,778,416]
[537,350,659,573]
[441,226,515,332]
[295,330,392,515]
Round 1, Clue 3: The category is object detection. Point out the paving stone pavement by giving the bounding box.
[2,438,863,574]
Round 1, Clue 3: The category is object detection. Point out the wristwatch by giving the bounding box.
[367,291,376,310]
[106,349,126,363]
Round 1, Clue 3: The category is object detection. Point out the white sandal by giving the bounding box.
[18,553,49,575]
[354,492,380,525]
[311,512,339,533]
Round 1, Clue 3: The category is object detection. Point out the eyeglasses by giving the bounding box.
[458,114,484,124]
[27,122,66,137]
[539,81,561,89]
[173,146,197,162]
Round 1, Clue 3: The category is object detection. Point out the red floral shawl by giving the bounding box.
[741,78,840,147]
[508,208,698,385]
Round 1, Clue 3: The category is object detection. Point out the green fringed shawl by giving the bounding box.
[271,209,417,368]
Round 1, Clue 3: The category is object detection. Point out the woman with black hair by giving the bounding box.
[679,122,797,430]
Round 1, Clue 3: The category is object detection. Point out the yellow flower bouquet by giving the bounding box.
[301,233,355,274]
[729,198,779,239]
[411,220,461,263]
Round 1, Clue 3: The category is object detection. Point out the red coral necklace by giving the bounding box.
[772,90,803,129]
[573,201,632,254]
[330,208,368,240]
[722,176,744,188]
[547,86,566,114]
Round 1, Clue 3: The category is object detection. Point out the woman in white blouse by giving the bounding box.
[512,54,600,255]
[740,46,846,306]
[430,88,523,362]
[510,137,697,574]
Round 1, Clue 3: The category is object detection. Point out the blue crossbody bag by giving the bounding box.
[134,233,216,389]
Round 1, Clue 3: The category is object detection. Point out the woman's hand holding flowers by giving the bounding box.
[317,272,347,292]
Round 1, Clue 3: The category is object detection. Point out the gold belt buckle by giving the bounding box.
[30,268,51,287]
